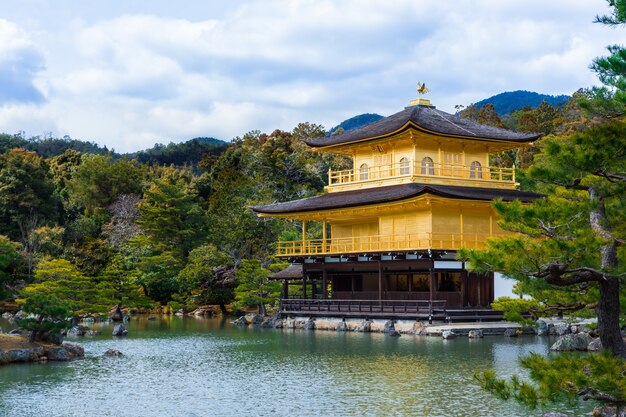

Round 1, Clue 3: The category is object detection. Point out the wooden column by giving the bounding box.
[302,275,307,300]
[429,266,436,323]
[282,280,288,299]
[302,220,307,254]
[322,221,327,253]
[312,280,317,300]
[322,270,328,299]
[378,261,383,306]
[461,268,468,307]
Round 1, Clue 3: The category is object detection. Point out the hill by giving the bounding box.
[130,137,228,166]
[0,134,228,166]
[328,113,384,135]
[474,90,570,115]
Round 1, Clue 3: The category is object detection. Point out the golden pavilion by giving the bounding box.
[252,92,542,321]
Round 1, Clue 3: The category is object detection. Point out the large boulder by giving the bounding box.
[554,323,571,336]
[233,316,247,326]
[303,318,315,330]
[587,338,603,352]
[503,328,519,338]
[442,330,457,339]
[46,347,69,361]
[468,330,484,339]
[355,320,371,333]
[244,313,262,326]
[8,349,31,362]
[593,405,626,417]
[109,304,124,322]
[536,320,549,336]
[383,321,395,334]
[67,326,87,337]
[550,333,592,351]
[387,330,401,337]
[336,321,348,332]
[63,342,84,358]
[14,310,27,320]
[104,348,123,357]
[112,324,128,337]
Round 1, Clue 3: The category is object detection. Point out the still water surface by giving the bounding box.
[0,316,586,417]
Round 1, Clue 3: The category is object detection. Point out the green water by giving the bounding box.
[0,316,587,417]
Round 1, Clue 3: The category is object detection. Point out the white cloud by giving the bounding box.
[0,0,618,151]
[0,19,46,104]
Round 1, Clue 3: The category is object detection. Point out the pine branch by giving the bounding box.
[578,387,625,404]
[537,263,605,285]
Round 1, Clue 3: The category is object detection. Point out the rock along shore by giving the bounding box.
[233,313,609,352]
[0,334,84,365]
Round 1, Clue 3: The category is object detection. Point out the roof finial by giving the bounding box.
[406,82,434,108]
[416,82,430,99]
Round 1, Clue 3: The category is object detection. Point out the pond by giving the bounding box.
[0,316,586,417]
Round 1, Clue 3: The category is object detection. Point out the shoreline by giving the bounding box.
[0,334,84,365]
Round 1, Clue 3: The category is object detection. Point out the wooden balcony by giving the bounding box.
[280,298,448,320]
[327,160,515,191]
[276,232,502,256]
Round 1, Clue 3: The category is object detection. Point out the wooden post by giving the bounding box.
[461,267,468,307]
[429,264,436,323]
[459,208,463,246]
[322,270,328,299]
[378,261,383,306]
[282,280,288,299]
[302,220,307,254]
[322,221,327,253]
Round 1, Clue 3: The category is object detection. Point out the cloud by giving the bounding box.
[0,0,617,151]
[0,20,46,104]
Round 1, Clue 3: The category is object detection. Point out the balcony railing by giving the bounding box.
[328,160,515,188]
[276,232,504,256]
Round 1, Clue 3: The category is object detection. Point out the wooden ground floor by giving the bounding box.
[273,253,499,321]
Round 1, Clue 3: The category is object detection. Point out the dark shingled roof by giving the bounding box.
[251,183,543,214]
[269,264,303,280]
[305,105,541,148]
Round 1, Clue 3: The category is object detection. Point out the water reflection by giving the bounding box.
[0,316,585,417]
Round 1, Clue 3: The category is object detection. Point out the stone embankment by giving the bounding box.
[232,314,610,351]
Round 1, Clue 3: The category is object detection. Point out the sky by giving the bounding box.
[0,0,618,152]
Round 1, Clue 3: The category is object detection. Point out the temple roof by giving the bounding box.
[269,264,303,280]
[304,105,541,148]
[251,183,543,214]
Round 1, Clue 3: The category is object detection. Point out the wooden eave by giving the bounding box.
[308,122,536,155]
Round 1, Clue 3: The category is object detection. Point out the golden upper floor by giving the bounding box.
[305,103,539,192]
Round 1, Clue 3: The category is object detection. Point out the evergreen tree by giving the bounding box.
[463,121,626,357]
[233,260,283,316]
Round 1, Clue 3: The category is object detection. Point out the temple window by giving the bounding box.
[421,156,434,175]
[399,157,410,175]
[359,163,369,180]
[470,161,483,179]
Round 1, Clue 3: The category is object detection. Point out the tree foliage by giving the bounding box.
[17,293,72,343]
[234,260,284,316]
[476,352,626,412]
[462,121,626,357]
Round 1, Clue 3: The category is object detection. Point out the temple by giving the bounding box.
[252,92,542,321]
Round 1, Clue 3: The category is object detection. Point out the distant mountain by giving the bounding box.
[0,134,115,158]
[474,90,570,115]
[130,137,228,166]
[328,113,384,135]
[0,134,228,167]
